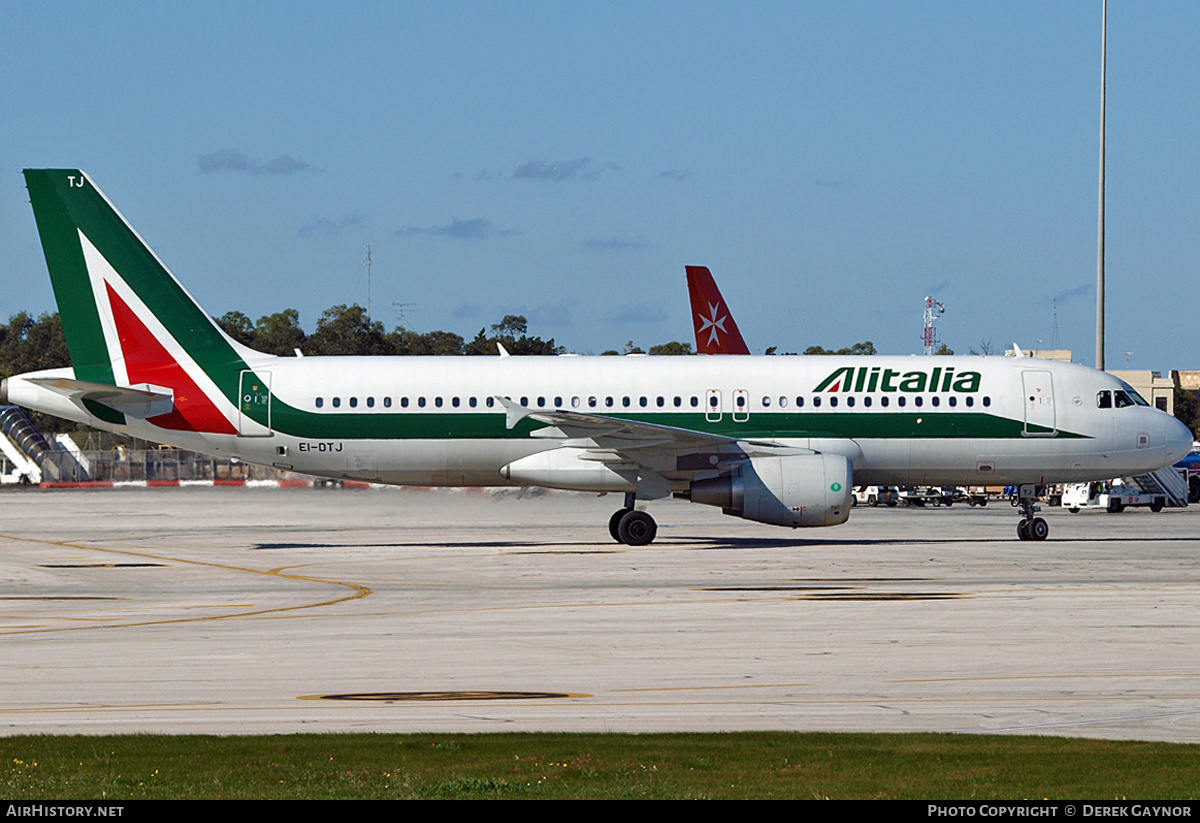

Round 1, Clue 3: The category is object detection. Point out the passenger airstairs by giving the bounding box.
[0,406,91,484]
[1128,467,1189,508]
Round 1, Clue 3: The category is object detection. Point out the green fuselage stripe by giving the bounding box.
[263,408,1083,441]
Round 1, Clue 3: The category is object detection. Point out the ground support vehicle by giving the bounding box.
[852,486,899,507]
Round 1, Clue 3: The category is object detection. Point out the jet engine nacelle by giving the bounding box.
[688,453,852,527]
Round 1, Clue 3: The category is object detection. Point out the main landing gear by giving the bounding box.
[609,492,658,546]
[1015,484,1049,541]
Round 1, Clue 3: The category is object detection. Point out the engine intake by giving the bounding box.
[688,453,852,527]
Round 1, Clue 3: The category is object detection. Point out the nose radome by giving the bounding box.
[1167,415,1194,463]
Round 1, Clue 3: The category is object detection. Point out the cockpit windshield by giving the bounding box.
[1116,381,1150,407]
[1098,385,1151,409]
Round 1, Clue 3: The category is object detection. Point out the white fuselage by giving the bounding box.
[9,353,1190,491]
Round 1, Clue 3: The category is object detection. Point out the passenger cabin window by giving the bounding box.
[315,397,324,408]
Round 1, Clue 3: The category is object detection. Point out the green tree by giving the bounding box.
[388,329,466,356]
[215,311,256,347]
[255,309,307,355]
[304,304,390,355]
[648,341,694,355]
[0,312,70,377]
[0,312,72,431]
[803,340,876,356]
[465,315,563,356]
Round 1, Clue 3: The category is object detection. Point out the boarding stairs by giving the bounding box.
[1128,467,1189,508]
[0,406,91,484]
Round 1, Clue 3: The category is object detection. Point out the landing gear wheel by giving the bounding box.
[1015,486,1047,541]
[617,509,657,546]
[1028,517,1049,541]
[1017,518,1048,541]
[609,508,632,543]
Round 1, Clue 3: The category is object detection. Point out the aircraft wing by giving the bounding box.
[27,377,175,419]
[499,397,804,457]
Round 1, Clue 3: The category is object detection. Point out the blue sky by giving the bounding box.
[3,1,1197,370]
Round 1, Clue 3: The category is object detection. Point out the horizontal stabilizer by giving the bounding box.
[28,377,174,419]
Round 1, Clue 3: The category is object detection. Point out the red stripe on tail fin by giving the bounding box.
[106,283,237,434]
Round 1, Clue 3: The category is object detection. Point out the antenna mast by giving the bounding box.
[364,244,372,319]
[922,296,945,355]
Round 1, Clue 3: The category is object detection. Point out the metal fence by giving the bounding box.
[35,447,289,484]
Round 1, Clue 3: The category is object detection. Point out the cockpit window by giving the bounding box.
[1114,390,1136,408]
[1116,381,1151,406]
[1100,387,1150,409]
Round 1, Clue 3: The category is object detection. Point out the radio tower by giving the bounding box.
[922,296,945,356]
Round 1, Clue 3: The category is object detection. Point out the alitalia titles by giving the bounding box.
[815,366,981,394]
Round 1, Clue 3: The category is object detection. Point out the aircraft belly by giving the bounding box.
[280,438,544,486]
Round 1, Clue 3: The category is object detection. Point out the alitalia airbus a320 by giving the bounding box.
[3,169,1191,543]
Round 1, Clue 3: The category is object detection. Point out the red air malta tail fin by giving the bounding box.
[685,266,751,355]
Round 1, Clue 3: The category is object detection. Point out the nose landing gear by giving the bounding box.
[1015,484,1049,541]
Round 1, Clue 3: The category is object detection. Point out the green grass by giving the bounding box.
[2,732,1198,799]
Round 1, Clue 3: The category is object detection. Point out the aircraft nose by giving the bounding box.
[1167,414,1195,463]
